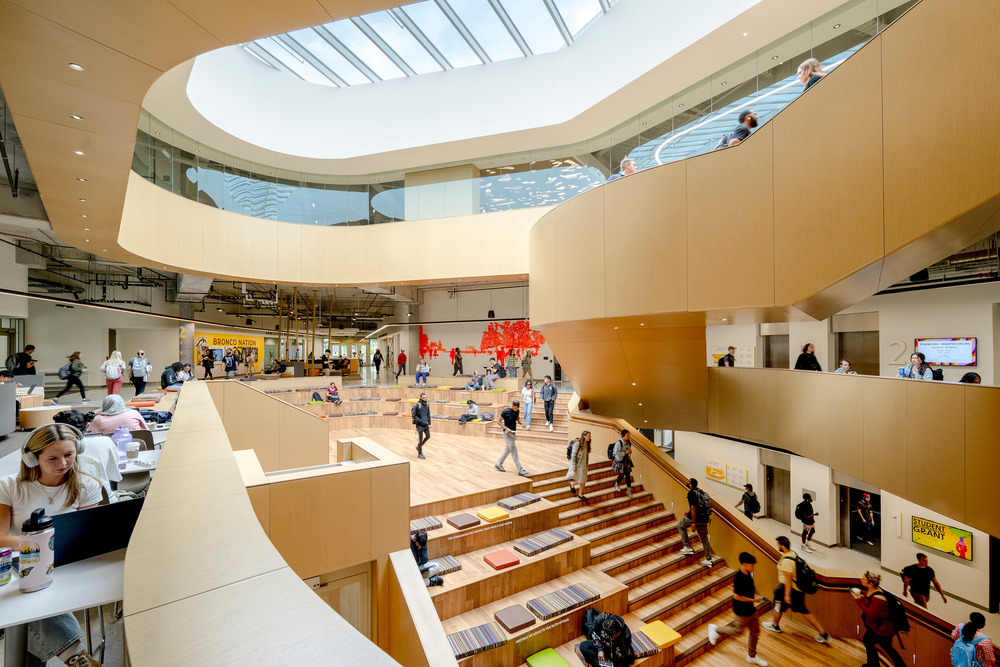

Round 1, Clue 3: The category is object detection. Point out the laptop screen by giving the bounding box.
[52,497,145,566]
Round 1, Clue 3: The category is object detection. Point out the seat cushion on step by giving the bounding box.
[526,583,600,620]
[382,412,399,416]
[497,492,542,510]
[409,516,443,534]
[494,604,536,633]
[525,648,570,667]
[447,513,481,530]
[631,630,660,658]
[427,555,462,575]
[513,528,573,556]
[446,621,507,659]
[477,507,510,523]
[637,621,681,649]
[484,549,520,570]
[386,397,401,401]
[436,386,451,389]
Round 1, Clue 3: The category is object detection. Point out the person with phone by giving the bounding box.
[578,612,636,667]
[708,552,770,665]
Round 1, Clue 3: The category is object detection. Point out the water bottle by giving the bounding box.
[111,425,132,469]
[898,367,906,378]
[19,508,55,592]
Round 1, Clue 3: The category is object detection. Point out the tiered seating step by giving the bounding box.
[557,490,653,524]
[515,612,667,667]
[513,528,574,557]
[672,602,769,666]
[446,621,507,660]
[426,497,559,559]
[631,563,733,621]
[561,501,667,538]
[574,510,675,548]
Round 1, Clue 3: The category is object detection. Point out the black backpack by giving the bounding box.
[693,488,713,521]
[875,591,910,646]
[497,366,507,378]
[931,367,944,381]
[607,442,617,460]
[785,553,819,594]
[744,492,761,514]
[566,438,578,461]
[4,354,17,372]
[795,501,809,521]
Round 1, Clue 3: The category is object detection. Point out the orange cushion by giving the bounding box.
[127,401,156,407]
[484,549,520,570]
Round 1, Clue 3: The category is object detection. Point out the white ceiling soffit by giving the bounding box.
[143,0,847,175]
[176,274,215,302]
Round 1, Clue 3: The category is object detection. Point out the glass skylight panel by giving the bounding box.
[361,11,443,74]
[258,38,332,86]
[447,0,524,62]
[286,29,370,86]
[552,0,602,38]
[401,1,482,68]
[325,21,406,81]
[497,0,565,53]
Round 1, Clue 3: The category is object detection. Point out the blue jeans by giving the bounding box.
[28,613,83,665]
[523,402,533,427]
[416,371,429,385]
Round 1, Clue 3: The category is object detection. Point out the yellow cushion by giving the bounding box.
[639,621,681,649]
[468,418,480,423]
[407,398,419,402]
[437,386,451,390]
[477,507,509,523]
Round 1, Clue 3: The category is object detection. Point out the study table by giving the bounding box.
[0,549,125,666]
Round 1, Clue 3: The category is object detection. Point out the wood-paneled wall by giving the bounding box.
[707,367,1000,537]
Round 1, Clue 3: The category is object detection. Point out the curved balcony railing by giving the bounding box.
[131,0,915,227]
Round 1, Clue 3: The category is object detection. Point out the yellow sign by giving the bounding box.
[705,459,726,482]
[194,332,264,376]
[911,516,973,561]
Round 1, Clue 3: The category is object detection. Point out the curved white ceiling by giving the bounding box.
[143,0,847,174]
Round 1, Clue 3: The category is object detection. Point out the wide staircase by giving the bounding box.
[426,457,766,666]
[486,393,573,446]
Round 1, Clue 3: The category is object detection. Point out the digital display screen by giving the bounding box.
[914,338,976,366]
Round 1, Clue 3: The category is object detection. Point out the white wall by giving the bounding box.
[673,431,764,515]
[704,323,759,367]
[0,243,27,318]
[789,455,836,545]
[879,491,989,608]
[788,319,834,372]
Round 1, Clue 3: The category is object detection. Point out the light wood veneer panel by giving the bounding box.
[554,192,606,324]
[860,378,908,494]
[905,381,965,521]
[772,41,885,306]
[963,388,1000,536]
[821,374,866,480]
[687,124,775,311]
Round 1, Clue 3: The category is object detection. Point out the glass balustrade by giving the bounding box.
[132,0,916,226]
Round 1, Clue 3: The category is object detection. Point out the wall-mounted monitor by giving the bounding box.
[914,338,976,366]
[912,516,972,561]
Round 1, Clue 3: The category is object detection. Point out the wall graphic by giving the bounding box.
[418,322,545,363]
[912,516,973,561]
[194,332,263,377]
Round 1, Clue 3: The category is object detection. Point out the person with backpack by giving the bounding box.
[763,535,830,643]
[708,552,770,666]
[223,348,239,379]
[565,430,591,499]
[201,350,216,379]
[10,344,37,376]
[541,375,559,431]
[795,493,819,552]
[951,612,995,667]
[161,362,184,389]
[52,351,90,404]
[128,350,153,395]
[411,392,431,460]
[852,571,907,667]
[736,483,761,521]
[611,429,634,498]
[99,350,128,395]
[577,611,636,667]
[483,357,502,390]
[902,553,947,608]
[493,399,528,476]
[715,109,758,150]
[677,477,714,568]
[904,351,934,380]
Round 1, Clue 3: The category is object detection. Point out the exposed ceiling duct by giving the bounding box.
[175,274,215,302]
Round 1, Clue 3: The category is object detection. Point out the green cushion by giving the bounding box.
[389,385,402,388]
[491,388,506,392]
[525,648,570,667]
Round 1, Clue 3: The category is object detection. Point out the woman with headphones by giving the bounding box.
[0,423,103,667]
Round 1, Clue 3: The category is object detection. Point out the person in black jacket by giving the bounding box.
[411,392,431,460]
[718,346,736,367]
[578,612,636,667]
[794,343,822,371]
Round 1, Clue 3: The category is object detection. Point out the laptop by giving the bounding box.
[52,496,145,566]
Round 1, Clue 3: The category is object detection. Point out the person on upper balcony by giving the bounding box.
[716,110,758,149]
[904,352,933,380]
[718,346,736,367]
[794,343,822,371]
[797,58,827,91]
[606,157,637,182]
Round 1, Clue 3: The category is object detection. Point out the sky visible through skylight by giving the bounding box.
[243,0,616,87]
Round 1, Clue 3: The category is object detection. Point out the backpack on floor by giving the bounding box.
[745,492,761,514]
[951,632,987,667]
[58,361,72,380]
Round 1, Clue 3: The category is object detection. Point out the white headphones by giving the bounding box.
[22,423,85,468]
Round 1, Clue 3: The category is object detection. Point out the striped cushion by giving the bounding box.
[497,492,542,510]
[446,621,507,659]
[513,528,573,557]
[409,516,442,533]
[428,555,462,575]
[526,583,600,620]
[631,631,660,658]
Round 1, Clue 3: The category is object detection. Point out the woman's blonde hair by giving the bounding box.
[863,571,882,587]
[797,57,826,84]
[107,350,124,366]
[18,424,93,508]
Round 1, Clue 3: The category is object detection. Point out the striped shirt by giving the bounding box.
[952,625,995,666]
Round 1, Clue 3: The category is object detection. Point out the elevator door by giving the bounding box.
[764,335,789,369]
[836,331,880,376]
[766,466,791,525]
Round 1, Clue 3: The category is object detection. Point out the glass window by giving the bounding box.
[286,29,371,85]
[360,12,443,74]
[256,38,332,86]
[400,1,482,68]
[325,20,406,81]
[552,0,602,39]
[497,0,565,54]
[447,0,523,61]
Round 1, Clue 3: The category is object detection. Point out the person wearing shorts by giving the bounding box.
[763,536,829,643]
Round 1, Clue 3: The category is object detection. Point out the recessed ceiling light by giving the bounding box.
[640,323,645,326]
[84,239,89,242]
[80,214,88,218]
[76,177,87,182]
[68,63,85,71]
[833,23,841,29]
[678,103,684,108]
[68,113,85,121]
[217,307,224,312]
[720,82,727,86]
[743,32,749,37]
[154,131,160,135]
[632,382,636,386]
[638,403,643,406]
[74,150,86,156]
[83,227,89,231]
[771,55,779,60]
[722,318,728,321]
[102,249,107,252]
[79,198,87,202]
[641,122,647,126]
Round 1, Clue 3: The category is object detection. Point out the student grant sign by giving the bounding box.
[911,516,972,561]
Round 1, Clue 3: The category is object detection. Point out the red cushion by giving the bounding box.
[127,401,156,407]
[484,549,520,570]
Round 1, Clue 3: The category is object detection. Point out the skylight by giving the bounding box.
[243,0,614,87]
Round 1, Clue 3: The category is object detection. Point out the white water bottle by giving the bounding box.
[111,425,132,469]
[19,508,55,593]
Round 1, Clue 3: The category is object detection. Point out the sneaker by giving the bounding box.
[417,454,426,460]
[866,541,875,546]
[81,398,92,403]
[800,543,812,552]
[707,623,719,645]
[524,426,530,430]
[615,483,621,493]
[746,656,768,666]
[549,424,554,432]
[700,558,713,567]
[50,398,59,404]
[494,464,506,473]
[627,489,633,498]
[815,633,829,644]
[679,547,695,555]
[762,622,781,634]
[518,470,530,477]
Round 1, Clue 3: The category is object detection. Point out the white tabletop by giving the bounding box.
[0,549,125,628]
[0,450,17,478]
[122,450,160,475]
